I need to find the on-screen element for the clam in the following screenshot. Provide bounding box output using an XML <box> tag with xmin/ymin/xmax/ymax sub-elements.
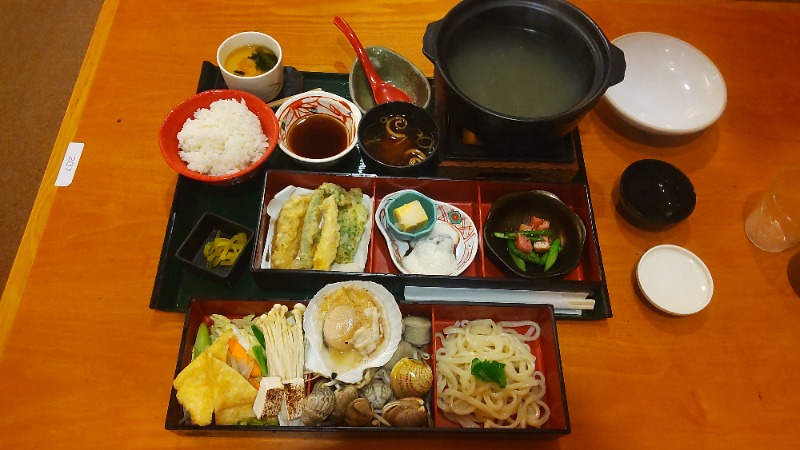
<box><xmin>304</xmin><ymin>281</ymin><xmax>403</xmax><ymax>384</ymax></box>
<box><xmin>301</xmin><ymin>382</ymin><xmax>335</xmax><ymax>426</ymax></box>
<box><xmin>381</xmin><ymin>397</ymin><xmax>428</xmax><ymax>427</ymax></box>
<box><xmin>383</xmin><ymin>340</ymin><xmax>418</xmax><ymax>372</ymax></box>
<box><xmin>344</xmin><ymin>397</ymin><xmax>374</xmax><ymax>426</ymax></box>
<box><xmin>328</xmin><ymin>384</ymin><xmax>359</xmax><ymax>425</ymax></box>
<box><xmin>362</xmin><ymin>378</ymin><xmax>393</xmax><ymax>411</ymax></box>
<box><xmin>390</xmin><ymin>357</ymin><xmax>433</xmax><ymax>399</ymax></box>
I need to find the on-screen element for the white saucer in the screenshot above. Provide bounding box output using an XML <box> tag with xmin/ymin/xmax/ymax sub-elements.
<box><xmin>636</xmin><ymin>245</ymin><xmax>713</xmax><ymax>315</ymax></box>
<box><xmin>375</xmin><ymin>190</ymin><xmax>478</xmax><ymax>276</ymax></box>
<box><xmin>605</xmin><ymin>32</ymin><xmax>727</xmax><ymax>135</ymax></box>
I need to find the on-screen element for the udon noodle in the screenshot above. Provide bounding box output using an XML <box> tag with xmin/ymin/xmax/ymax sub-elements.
<box><xmin>435</xmin><ymin>319</ymin><xmax>550</xmax><ymax>428</ymax></box>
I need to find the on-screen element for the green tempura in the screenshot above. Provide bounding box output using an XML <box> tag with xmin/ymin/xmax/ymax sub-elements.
<box><xmin>335</xmin><ymin>188</ymin><xmax>368</xmax><ymax>264</ymax></box>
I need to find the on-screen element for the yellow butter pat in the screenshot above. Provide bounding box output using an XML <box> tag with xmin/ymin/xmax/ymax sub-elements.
<box><xmin>393</xmin><ymin>200</ymin><xmax>429</xmax><ymax>232</ymax></box>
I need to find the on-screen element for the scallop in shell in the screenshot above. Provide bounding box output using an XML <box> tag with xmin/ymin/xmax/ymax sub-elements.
<box><xmin>304</xmin><ymin>281</ymin><xmax>403</xmax><ymax>384</ymax></box>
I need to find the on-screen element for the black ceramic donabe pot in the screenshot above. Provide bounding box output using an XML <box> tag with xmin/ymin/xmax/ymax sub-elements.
<box><xmin>423</xmin><ymin>0</ymin><xmax>625</xmax><ymax>146</ymax></box>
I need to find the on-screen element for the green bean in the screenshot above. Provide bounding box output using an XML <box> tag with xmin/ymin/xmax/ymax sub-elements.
<box><xmin>543</xmin><ymin>239</ymin><xmax>562</xmax><ymax>271</ymax></box>
<box><xmin>493</xmin><ymin>230</ymin><xmax>552</xmax><ymax>240</ymax></box>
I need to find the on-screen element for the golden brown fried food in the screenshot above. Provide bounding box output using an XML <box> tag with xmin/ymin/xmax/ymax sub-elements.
<box><xmin>293</xmin><ymin>189</ymin><xmax>326</xmax><ymax>269</ymax></box>
<box><xmin>336</xmin><ymin>188</ymin><xmax>368</xmax><ymax>264</ymax></box>
<box><xmin>312</xmin><ymin>195</ymin><xmax>340</xmax><ymax>270</ymax></box>
<box><xmin>172</xmin><ymin>330</ymin><xmax>258</xmax><ymax>426</ymax></box>
<box><xmin>270</xmin><ymin>192</ymin><xmax>311</xmax><ymax>269</ymax></box>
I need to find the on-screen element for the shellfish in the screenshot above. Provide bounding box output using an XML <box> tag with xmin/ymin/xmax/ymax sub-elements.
<box><xmin>328</xmin><ymin>384</ymin><xmax>358</xmax><ymax>425</ymax></box>
<box><xmin>344</xmin><ymin>397</ymin><xmax>374</xmax><ymax>426</ymax></box>
<box><xmin>390</xmin><ymin>357</ymin><xmax>433</xmax><ymax>399</ymax></box>
<box><xmin>304</xmin><ymin>281</ymin><xmax>403</xmax><ymax>384</ymax></box>
<box><xmin>301</xmin><ymin>382</ymin><xmax>335</xmax><ymax>426</ymax></box>
<box><xmin>383</xmin><ymin>340</ymin><xmax>418</xmax><ymax>372</ymax></box>
<box><xmin>382</xmin><ymin>397</ymin><xmax>428</xmax><ymax>427</ymax></box>
<box><xmin>361</xmin><ymin>378</ymin><xmax>393</xmax><ymax>411</ymax></box>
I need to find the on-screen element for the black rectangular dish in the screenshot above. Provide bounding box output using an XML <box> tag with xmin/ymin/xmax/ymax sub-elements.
<box><xmin>165</xmin><ymin>298</ymin><xmax>570</xmax><ymax>436</ymax></box>
<box><xmin>149</xmin><ymin>64</ymin><xmax>611</xmax><ymax>319</ymax></box>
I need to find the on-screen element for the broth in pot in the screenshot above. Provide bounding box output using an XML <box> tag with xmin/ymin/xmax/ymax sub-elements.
<box><xmin>446</xmin><ymin>25</ymin><xmax>591</xmax><ymax>118</ymax></box>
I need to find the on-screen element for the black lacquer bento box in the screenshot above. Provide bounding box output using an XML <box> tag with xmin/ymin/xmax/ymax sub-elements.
<box><xmin>150</xmin><ymin>65</ymin><xmax>611</xmax><ymax>320</ymax></box>
<box><xmin>165</xmin><ymin>298</ymin><xmax>570</xmax><ymax>436</ymax></box>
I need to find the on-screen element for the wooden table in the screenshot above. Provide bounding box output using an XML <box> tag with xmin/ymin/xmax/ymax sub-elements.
<box><xmin>2</xmin><ymin>0</ymin><xmax>799</xmax><ymax>448</ymax></box>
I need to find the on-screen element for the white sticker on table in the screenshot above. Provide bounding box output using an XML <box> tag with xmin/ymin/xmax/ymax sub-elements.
<box><xmin>55</xmin><ymin>142</ymin><xmax>83</xmax><ymax>187</ymax></box>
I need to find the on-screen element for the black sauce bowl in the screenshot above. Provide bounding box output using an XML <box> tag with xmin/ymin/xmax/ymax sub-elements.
<box><xmin>618</xmin><ymin>159</ymin><xmax>696</xmax><ymax>230</ymax></box>
<box><xmin>357</xmin><ymin>101</ymin><xmax>440</xmax><ymax>176</ymax></box>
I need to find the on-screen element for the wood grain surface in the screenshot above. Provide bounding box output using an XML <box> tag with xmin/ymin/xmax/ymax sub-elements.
<box><xmin>1</xmin><ymin>0</ymin><xmax>799</xmax><ymax>448</ymax></box>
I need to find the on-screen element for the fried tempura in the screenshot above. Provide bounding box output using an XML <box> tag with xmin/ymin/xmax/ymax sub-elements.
<box><xmin>271</xmin><ymin>182</ymin><xmax>369</xmax><ymax>271</ymax></box>
<box><xmin>293</xmin><ymin>189</ymin><xmax>326</xmax><ymax>269</ymax></box>
<box><xmin>270</xmin><ymin>193</ymin><xmax>311</xmax><ymax>269</ymax></box>
<box><xmin>336</xmin><ymin>188</ymin><xmax>368</xmax><ymax>264</ymax></box>
<box><xmin>312</xmin><ymin>195</ymin><xmax>340</xmax><ymax>270</ymax></box>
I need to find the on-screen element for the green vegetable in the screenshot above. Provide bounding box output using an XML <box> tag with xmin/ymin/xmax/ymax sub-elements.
<box><xmin>251</xmin><ymin>325</ymin><xmax>266</xmax><ymax>348</ymax></box>
<box><xmin>192</xmin><ymin>323</ymin><xmax>211</xmax><ymax>359</ymax></box>
<box><xmin>507</xmin><ymin>240</ymin><xmax>527</xmax><ymax>271</ymax></box>
<box><xmin>507</xmin><ymin>241</ymin><xmax>545</xmax><ymax>266</ymax></box>
<box><xmin>471</xmin><ymin>358</ymin><xmax>507</xmax><ymax>388</ymax></box>
<box><xmin>250</xmin><ymin>325</ymin><xmax>269</xmax><ymax>376</ymax></box>
<box><xmin>251</xmin><ymin>344</ymin><xmax>269</xmax><ymax>377</ymax></box>
<box><xmin>238</xmin><ymin>416</ymin><xmax>279</xmax><ymax>426</ymax></box>
<box><xmin>543</xmin><ymin>239</ymin><xmax>561</xmax><ymax>272</ymax></box>
<box><xmin>493</xmin><ymin>230</ymin><xmax>551</xmax><ymax>240</ymax></box>
<box><xmin>248</xmin><ymin>47</ymin><xmax>278</xmax><ymax>72</ymax></box>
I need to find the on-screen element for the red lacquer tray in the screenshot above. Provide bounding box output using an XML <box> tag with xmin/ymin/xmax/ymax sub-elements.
<box><xmin>165</xmin><ymin>299</ymin><xmax>570</xmax><ymax>436</ymax></box>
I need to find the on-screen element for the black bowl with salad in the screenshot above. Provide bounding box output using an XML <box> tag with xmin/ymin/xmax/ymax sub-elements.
<box><xmin>483</xmin><ymin>190</ymin><xmax>586</xmax><ymax>279</ymax></box>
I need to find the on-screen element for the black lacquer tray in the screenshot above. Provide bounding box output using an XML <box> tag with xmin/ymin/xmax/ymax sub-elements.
<box><xmin>149</xmin><ymin>63</ymin><xmax>611</xmax><ymax>320</ymax></box>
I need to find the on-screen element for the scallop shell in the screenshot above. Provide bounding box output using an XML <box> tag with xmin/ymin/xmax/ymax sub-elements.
<box><xmin>304</xmin><ymin>281</ymin><xmax>403</xmax><ymax>384</ymax></box>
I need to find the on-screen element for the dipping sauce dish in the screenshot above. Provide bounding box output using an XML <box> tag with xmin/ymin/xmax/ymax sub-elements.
<box><xmin>274</xmin><ymin>90</ymin><xmax>361</xmax><ymax>169</ymax></box>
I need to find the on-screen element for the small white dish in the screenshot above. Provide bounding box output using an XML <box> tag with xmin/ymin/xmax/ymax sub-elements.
<box><xmin>375</xmin><ymin>190</ymin><xmax>478</xmax><ymax>276</ymax></box>
<box><xmin>605</xmin><ymin>32</ymin><xmax>727</xmax><ymax>135</ymax></box>
<box><xmin>637</xmin><ymin>244</ymin><xmax>713</xmax><ymax>316</ymax></box>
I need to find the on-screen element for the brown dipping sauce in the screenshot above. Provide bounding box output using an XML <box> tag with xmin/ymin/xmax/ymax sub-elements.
<box><xmin>286</xmin><ymin>114</ymin><xmax>349</xmax><ymax>159</ymax></box>
<box><xmin>361</xmin><ymin>114</ymin><xmax>436</xmax><ymax>166</ymax></box>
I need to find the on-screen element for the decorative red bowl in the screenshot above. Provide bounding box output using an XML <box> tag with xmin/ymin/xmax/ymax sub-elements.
<box><xmin>158</xmin><ymin>89</ymin><xmax>279</xmax><ymax>186</ymax></box>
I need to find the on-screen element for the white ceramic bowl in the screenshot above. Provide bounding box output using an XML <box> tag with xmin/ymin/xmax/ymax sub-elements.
<box><xmin>637</xmin><ymin>244</ymin><xmax>713</xmax><ymax>316</ymax></box>
<box><xmin>604</xmin><ymin>32</ymin><xmax>727</xmax><ymax>135</ymax></box>
<box><xmin>274</xmin><ymin>90</ymin><xmax>361</xmax><ymax>169</ymax></box>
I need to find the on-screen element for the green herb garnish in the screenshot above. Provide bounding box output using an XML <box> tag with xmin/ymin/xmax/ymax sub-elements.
<box><xmin>248</xmin><ymin>47</ymin><xmax>278</xmax><ymax>72</ymax></box>
<box><xmin>470</xmin><ymin>358</ymin><xmax>507</xmax><ymax>388</ymax></box>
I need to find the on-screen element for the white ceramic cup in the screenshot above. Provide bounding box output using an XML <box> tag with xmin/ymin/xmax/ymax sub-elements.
<box><xmin>217</xmin><ymin>31</ymin><xmax>284</xmax><ymax>102</ymax></box>
<box><xmin>745</xmin><ymin>168</ymin><xmax>800</xmax><ymax>252</ymax></box>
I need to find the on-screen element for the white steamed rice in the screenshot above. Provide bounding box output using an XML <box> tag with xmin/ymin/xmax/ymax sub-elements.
<box><xmin>177</xmin><ymin>98</ymin><xmax>268</xmax><ymax>176</ymax></box>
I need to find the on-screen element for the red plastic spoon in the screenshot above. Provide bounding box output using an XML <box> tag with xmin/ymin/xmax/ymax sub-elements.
<box><xmin>334</xmin><ymin>16</ymin><xmax>412</xmax><ymax>105</ymax></box>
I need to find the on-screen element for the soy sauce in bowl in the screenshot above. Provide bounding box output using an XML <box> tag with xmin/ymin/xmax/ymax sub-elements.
<box><xmin>286</xmin><ymin>114</ymin><xmax>349</xmax><ymax>159</ymax></box>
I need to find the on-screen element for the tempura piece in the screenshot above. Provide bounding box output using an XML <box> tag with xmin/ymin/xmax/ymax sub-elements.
<box><xmin>319</xmin><ymin>182</ymin><xmax>351</xmax><ymax>207</ymax></box>
<box><xmin>336</xmin><ymin>188</ymin><xmax>368</xmax><ymax>264</ymax></box>
<box><xmin>293</xmin><ymin>189</ymin><xmax>326</xmax><ymax>269</ymax></box>
<box><xmin>313</xmin><ymin>195</ymin><xmax>340</xmax><ymax>270</ymax></box>
<box><xmin>270</xmin><ymin>192</ymin><xmax>311</xmax><ymax>269</ymax></box>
